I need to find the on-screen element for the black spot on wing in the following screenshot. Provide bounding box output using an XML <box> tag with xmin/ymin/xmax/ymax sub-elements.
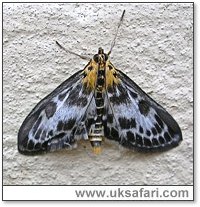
<box><xmin>139</xmin><ymin>126</ymin><xmax>144</xmax><ymax>134</ymax></box>
<box><xmin>130</xmin><ymin>118</ymin><xmax>136</xmax><ymax>128</ymax></box>
<box><xmin>138</xmin><ymin>100</ymin><xmax>150</xmax><ymax>116</ymax></box>
<box><xmin>152</xmin><ymin>138</ymin><xmax>159</xmax><ymax>146</ymax></box>
<box><xmin>65</xmin><ymin>84</ymin><xmax>87</xmax><ymax>106</ymax></box>
<box><xmin>57</xmin><ymin>119</ymin><xmax>76</xmax><ymax>131</ymax></box>
<box><xmin>146</xmin><ymin>130</ymin><xmax>151</xmax><ymax>137</ymax></box>
<box><xmin>159</xmin><ymin>136</ymin><xmax>165</xmax><ymax>144</ymax></box>
<box><xmin>63</xmin><ymin>119</ymin><xmax>76</xmax><ymax>131</ymax></box>
<box><xmin>111</xmin><ymin>128</ymin><xmax>119</xmax><ymax>140</ymax></box>
<box><xmin>66</xmin><ymin>84</ymin><xmax>88</xmax><ymax>107</ymax></box>
<box><xmin>121</xmin><ymin>131</ymin><xmax>137</xmax><ymax>148</ymax></box>
<box><xmin>109</xmin><ymin>93</ymin><xmax>124</xmax><ymax>105</ymax></box>
<box><xmin>57</xmin><ymin>120</ymin><xmax>64</xmax><ymax>131</ymax></box>
<box><xmin>129</xmin><ymin>91</ymin><xmax>138</xmax><ymax>99</ymax></box>
<box><xmin>117</xmin><ymin>83</ymin><xmax>127</xmax><ymax>94</ymax></box>
<box><xmin>151</xmin><ymin>127</ymin><xmax>157</xmax><ymax>136</ymax></box>
<box><xmin>126</xmin><ymin>131</ymin><xmax>135</xmax><ymax>143</ymax></box>
<box><xmin>45</xmin><ymin>101</ymin><xmax>57</xmax><ymax>119</ymax></box>
<box><xmin>109</xmin><ymin>84</ymin><xmax>131</xmax><ymax>106</ymax></box>
<box><xmin>118</xmin><ymin>117</ymin><xmax>136</xmax><ymax>129</ymax></box>
<box><xmin>68</xmin><ymin>91</ymin><xmax>88</xmax><ymax>107</ymax></box>
<box><xmin>118</xmin><ymin>117</ymin><xmax>127</xmax><ymax>129</ymax></box>
<box><xmin>143</xmin><ymin>137</ymin><xmax>152</xmax><ymax>147</ymax></box>
<box><xmin>77</xmin><ymin>97</ymin><xmax>88</xmax><ymax>107</ymax></box>
<box><xmin>164</xmin><ymin>132</ymin><xmax>171</xmax><ymax>142</ymax></box>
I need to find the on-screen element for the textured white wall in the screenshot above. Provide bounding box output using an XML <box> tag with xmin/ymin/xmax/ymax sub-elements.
<box><xmin>3</xmin><ymin>3</ymin><xmax>193</xmax><ymax>185</ymax></box>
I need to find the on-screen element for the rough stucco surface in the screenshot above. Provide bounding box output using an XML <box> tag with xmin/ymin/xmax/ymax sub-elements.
<box><xmin>3</xmin><ymin>3</ymin><xmax>193</xmax><ymax>185</ymax></box>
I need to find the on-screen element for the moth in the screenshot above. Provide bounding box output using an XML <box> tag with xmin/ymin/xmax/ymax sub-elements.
<box><xmin>18</xmin><ymin>10</ymin><xmax>182</xmax><ymax>155</ymax></box>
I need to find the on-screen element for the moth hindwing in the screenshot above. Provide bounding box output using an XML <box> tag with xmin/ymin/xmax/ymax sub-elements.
<box><xmin>18</xmin><ymin>47</ymin><xmax>182</xmax><ymax>155</ymax></box>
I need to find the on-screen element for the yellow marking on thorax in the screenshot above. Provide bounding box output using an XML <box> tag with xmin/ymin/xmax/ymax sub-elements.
<box><xmin>82</xmin><ymin>60</ymin><xmax>120</xmax><ymax>90</ymax></box>
<box><xmin>82</xmin><ymin>60</ymin><xmax>98</xmax><ymax>89</ymax></box>
<box><xmin>106</xmin><ymin>61</ymin><xmax>120</xmax><ymax>88</ymax></box>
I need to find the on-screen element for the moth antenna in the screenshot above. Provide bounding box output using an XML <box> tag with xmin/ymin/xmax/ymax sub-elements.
<box><xmin>108</xmin><ymin>10</ymin><xmax>125</xmax><ymax>56</ymax></box>
<box><xmin>56</xmin><ymin>41</ymin><xmax>90</xmax><ymax>60</ymax></box>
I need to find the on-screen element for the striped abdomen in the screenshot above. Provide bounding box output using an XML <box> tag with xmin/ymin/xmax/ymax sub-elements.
<box><xmin>89</xmin><ymin>67</ymin><xmax>105</xmax><ymax>153</ymax></box>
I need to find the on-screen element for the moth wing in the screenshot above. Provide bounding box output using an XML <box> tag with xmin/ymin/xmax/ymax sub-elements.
<box><xmin>18</xmin><ymin>70</ymin><xmax>96</xmax><ymax>154</ymax></box>
<box><xmin>105</xmin><ymin>69</ymin><xmax>182</xmax><ymax>151</ymax></box>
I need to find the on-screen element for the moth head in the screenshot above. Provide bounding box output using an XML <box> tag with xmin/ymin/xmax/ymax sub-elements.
<box><xmin>93</xmin><ymin>47</ymin><xmax>109</xmax><ymax>63</ymax></box>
